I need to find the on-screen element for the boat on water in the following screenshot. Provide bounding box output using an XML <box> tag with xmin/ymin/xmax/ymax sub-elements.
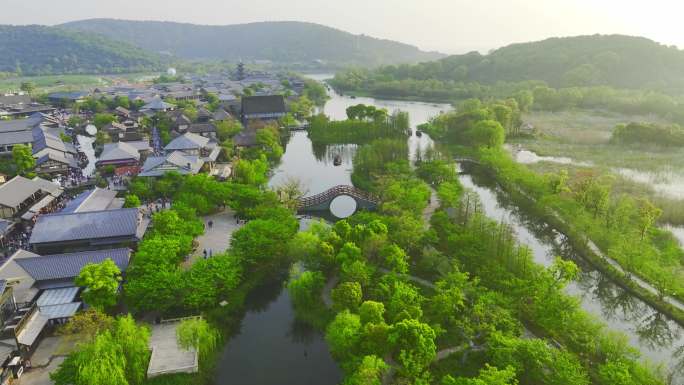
<box><xmin>333</xmin><ymin>155</ymin><xmax>342</xmax><ymax>166</ymax></box>
<box><xmin>350</xmin><ymin>95</ymin><xmax>357</xmax><ymax>99</ymax></box>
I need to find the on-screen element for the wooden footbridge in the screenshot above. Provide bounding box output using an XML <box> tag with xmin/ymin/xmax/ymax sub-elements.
<box><xmin>297</xmin><ymin>185</ymin><xmax>380</xmax><ymax>215</ymax></box>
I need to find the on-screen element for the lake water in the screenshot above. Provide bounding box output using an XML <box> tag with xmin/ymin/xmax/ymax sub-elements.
<box><xmin>222</xmin><ymin>74</ymin><xmax>684</xmax><ymax>383</ymax></box>
<box><xmin>215</xmin><ymin>279</ymin><xmax>342</xmax><ymax>385</ymax></box>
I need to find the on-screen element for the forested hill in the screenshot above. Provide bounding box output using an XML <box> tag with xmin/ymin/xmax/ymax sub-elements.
<box><xmin>334</xmin><ymin>35</ymin><xmax>684</xmax><ymax>91</ymax></box>
<box><xmin>60</xmin><ymin>19</ymin><xmax>444</xmax><ymax>67</ymax></box>
<box><xmin>0</xmin><ymin>25</ymin><xmax>162</xmax><ymax>75</ymax></box>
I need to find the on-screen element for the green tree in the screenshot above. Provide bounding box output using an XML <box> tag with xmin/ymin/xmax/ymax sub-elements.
<box><xmin>388</xmin><ymin>318</ymin><xmax>437</xmax><ymax>379</ymax></box>
<box><xmin>288</xmin><ymin>270</ymin><xmax>325</xmax><ymax>308</ymax></box>
<box><xmin>123</xmin><ymin>194</ymin><xmax>141</xmax><ymax>208</ymax></box>
<box><xmin>182</xmin><ymin>254</ymin><xmax>242</xmax><ymax>309</ymax></box>
<box><xmin>20</xmin><ymin>81</ymin><xmax>36</xmax><ymax>95</ymax></box>
<box><xmin>51</xmin><ymin>315</ymin><xmax>149</xmax><ymax>385</ymax></box>
<box><xmin>230</xmin><ymin>218</ymin><xmax>298</xmax><ymax>270</ymax></box>
<box><xmin>93</xmin><ymin>113</ymin><xmax>116</xmax><ymax>129</ymax></box>
<box><xmin>359</xmin><ymin>301</ymin><xmax>385</xmax><ymax>325</ymax></box>
<box><xmin>75</xmin><ymin>259</ymin><xmax>122</xmax><ymax>310</ymax></box>
<box><xmin>176</xmin><ymin>317</ymin><xmax>219</xmax><ymax>360</ymax></box>
<box><xmin>326</xmin><ymin>310</ymin><xmax>362</xmax><ymax>360</ymax></box>
<box><xmin>442</xmin><ymin>364</ymin><xmax>518</xmax><ymax>385</ymax></box>
<box><xmin>345</xmin><ymin>355</ymin><xmax>389</xmax><ymax>385</ymax></box>
<box><xmin>468</xmin><ymin>120</ymin><xmax>505</xmax><ymax>148</ymax></box>
<box><xmin>11</xmin><ymin>144</ymin><xmax>35</xmax><ymax>175</ymax></box>
<box><xmin>331</xmin><ymin>281</ymin><xmax>363</xmax><ymax>312</ymax></box>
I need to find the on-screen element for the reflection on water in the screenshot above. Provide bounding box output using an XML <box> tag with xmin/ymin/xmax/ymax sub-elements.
<box><xmin>512</xmin><ymin>147</ymin><xmax>592</xmax><ymax>167</ymax></box>
<box><xmin>329</xmin><ymin>195</ymin><xmax>357</xmax><ymax>218</ymax></box>
<box><xmin>665</xmin><ymin>225</ymin><xmax>684</xmax><ymax>247</ymax></box>
<box><xmin>273</xmin><ymin>75</ymin><xmax>684</xmax><ymax>381</ymax></box>
<box><xmin>215</xmin><ymin>278</ymin><xmax>342</xmax><ymax>385</ymax></box>
<box><xmin>615</xmin><ymin>167</ymin><xmax>684</xmax><ymax>200</ymax></box>
<box><xmin>459</xmin><ymin>169</ymin><xmax>684</xmax><ymax>382</ymax></box>
<box><xmin>511</xmin><ymin>147</ymin><xmax>684</xmax><ymax>200</ymax></box>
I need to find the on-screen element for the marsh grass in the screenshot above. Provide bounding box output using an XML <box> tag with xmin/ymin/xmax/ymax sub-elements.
<box><xmin>0</xmin><ymin>73</ymin><xmax>155</xmax><ymax>93</ymax></box>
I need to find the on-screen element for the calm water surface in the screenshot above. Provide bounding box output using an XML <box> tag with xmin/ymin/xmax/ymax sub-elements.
<box><xmin>459</xmin><ymin>169</ymin><xmax>684</xmax><ymax>382</ymax></box>
<box><xmin>223</xmin><ymin>74</ymin><xmax>684</xmax><ymax>383</ymax></box>
<box><xmin>215</xmin><ymin>280</ymin><xmax>342</xmax><ymax>385</ymax></box>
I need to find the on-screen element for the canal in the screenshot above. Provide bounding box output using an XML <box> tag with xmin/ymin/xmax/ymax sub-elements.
<box><xmin>219</xmin><ymin>73</ymin><xmax>684</xmax><ymax>383</ymax></box>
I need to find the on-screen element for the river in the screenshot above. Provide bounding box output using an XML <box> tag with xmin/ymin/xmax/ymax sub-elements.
<box><xmin>459</xmin><ymin>169</ymin><xmax>684</xmax><ymax>380</ymax></box>
<box><xmin>220</xmin><ymin>74</ymin><xmax>684</xmax><ymax>383</ymax></box>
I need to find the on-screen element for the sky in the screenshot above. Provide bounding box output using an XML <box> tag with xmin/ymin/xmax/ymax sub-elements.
<box><xmin>2</xmin><ymin>0</ymin><xmax>682</xmax><ymax>54</ymax></box>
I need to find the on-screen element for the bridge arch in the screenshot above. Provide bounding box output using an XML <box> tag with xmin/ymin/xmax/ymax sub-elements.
<box><xmin>297</xmin><ymin>185</ymin><xmax>379</xmax><ymax>219</ymax></box>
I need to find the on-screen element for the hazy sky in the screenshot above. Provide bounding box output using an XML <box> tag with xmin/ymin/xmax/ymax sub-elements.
<box><xmin>2</xmin><ymin>0</ymin><xmax>682</xmax><ymax>53</ymax></box>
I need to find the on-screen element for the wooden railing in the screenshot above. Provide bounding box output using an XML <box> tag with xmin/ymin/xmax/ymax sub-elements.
<box><xmin>298</xmin><ymin>185</ymin><xmax>379</xmax><ymax>209</ymax></box>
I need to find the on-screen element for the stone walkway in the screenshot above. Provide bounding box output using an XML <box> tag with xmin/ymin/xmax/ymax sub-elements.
<box><xmin>18</xmin><ymin>357</ymin><xmax>64</xmax><ymax>385</ymax></box>
<box><xmin>422</xmin><ymin>187</ymin><xmax>440</xmax><ymax>227</ymax></box>
<box><xmin>183</xmin><ymin>209</ymin><xmax>243</xmax><ymax>268</ymax></box>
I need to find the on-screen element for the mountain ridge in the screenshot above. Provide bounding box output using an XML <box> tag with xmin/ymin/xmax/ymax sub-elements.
<box><xmin>0</xmin><ymin>24</ymin><xmax>162</xmax><ymax>75</ymax></box>
<box><xmin>60</xmin><ymin>18</ymin><xmax>445</xmax><ymax>67</ymax></box>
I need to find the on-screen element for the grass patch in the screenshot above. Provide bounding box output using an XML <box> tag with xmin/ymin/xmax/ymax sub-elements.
<box><xmin>0</xmin><ymin>73</ymin><xmax>157</xmax><ymax>93</ymax></box>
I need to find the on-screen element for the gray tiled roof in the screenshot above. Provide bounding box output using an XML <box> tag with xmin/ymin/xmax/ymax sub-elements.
<box><xmin>97</xmin><ymin>142</ymin><xmax>140</xmax><ymax>164</ymax></box>
<box><xmin>233</xmin><ymin>128</ymin><xmax>257</xmax><ymax>147</ymax></box>
<box><xmin>138</xmin><ymin>152</ymin><xmax>203</xmax><ymax>177</ymax></box>
<box><xmin>0</xmin><ymin>113</ymin><xmax>44</xmax><ymax>133</ymax></box>
<box><xmin>36</xmin><ymin>287</ymin><xmax>79</xmax><ymax>306</ymax></box>
<box><xmin>242</xmin><ymin>95</ymin><xmax>286</xmax><ymax>115</ymax></box>
<box><xmin>34</xmin><ymin>149</ymin><xmax>79</xmax><ymax>168</ymax></box>
<box><xmin>0</xmin><ymin>219</ymin><xmax>13</xmax><ymax>235</ymax></box>
<box><xmin>142</xmin><ymin>96</ymin><xmax>175</xmax><ymax>111</ymax></box>
<box><xmin>61</xmin><ymin>188</ymin><xmax>118</xmax><ymax>213</ymax></box>
<box><xmin>40</xmin><ymin>302</ymin><xmax>81</xmax><ymax>320</ymax></box>
<box><xmin>164</xmin><ymin>132</ymin><xmax>209</xmax><ymax>151</ymax></box>
<box><xmin>0</xmin><ymin>176</ymin><xmax>60</xmax><ymax>208</ymax></box>
<box><xmin>16</xmin><ymin>248</ymin><xmax>131</xmax><ymax>281</ymax></box>
<box><xmin>47</xmin><ymin>91</ymin><xmax>89</xmax><ymax>101</ymax></box>
<box><xmin>29</xmin><ymin>208</ymin><xmax>140</xmax><ymax>244</ymax></box>
<box><xmin>188</xmin><ymin>123</ymin><xmax>216</xmax><ymax>134</ymax></box>
<box><xmin>0</xmin><ymin>130</ymin><xmax>33</xmax><ymax>146</ymax></box>
<box><xmin>212</xmin><ymin>109</ymin><xmax>231</xmax><ymax>121</ymax></box>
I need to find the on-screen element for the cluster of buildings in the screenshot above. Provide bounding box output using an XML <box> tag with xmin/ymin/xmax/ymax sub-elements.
<box><xmin>0</xmin><ymin>93</ymin><xmax>54</xmax><ymax>119</ymax></box>
<box><xmin>0</xmin><ymin>182</ymin><xmax>147</xmax><ymax>380</ymax></box>
<box><xmin>0</xmin><ymin>68</ymin><xmax>307</xmax><ymax>380</ymax></box>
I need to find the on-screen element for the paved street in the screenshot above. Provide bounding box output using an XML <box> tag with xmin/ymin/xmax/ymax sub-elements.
<box><xmin>183</xmin><ymin>209</ymin><xmax>244</xmax><ymax>268</ymax></box>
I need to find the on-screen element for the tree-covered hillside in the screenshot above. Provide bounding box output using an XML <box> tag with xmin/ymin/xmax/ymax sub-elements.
<box><xmin>61</xmin><ymin>19</ymin><xmax>444</xmax><ymax>67</ymax></box>
<box><xmin>332</xmin><ymin>35</ymin><xmax>684</xmax><ymax>93</ymax></box>
<box><xmin>0</xmin><ymin>25</ymin><xmax>162</xmax><ymax>75</ymax></box>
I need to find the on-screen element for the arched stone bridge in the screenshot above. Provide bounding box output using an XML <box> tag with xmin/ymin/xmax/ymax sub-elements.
<box><xmin>297</xmin><ymin>185</ymin><xmax>380</xmax><ymax>216</ymax></box>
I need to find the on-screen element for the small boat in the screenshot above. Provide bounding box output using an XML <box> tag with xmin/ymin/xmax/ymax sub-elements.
<box><xmin>350</xmin><ymin>95</ymin><xmax>357</xmax><ymax>99</ymax></box>
<box><xmin>333</xmin><ymin>155</ymin><xmax>342</xmax><ymax>166</ymax></box>
<box><xmin>415</xmin><ymin>130</ymin><xmax>423</xmax><ymax>137</ymax></box>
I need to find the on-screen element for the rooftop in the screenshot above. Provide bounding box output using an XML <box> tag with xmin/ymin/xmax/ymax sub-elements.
<box><xmin>241</xmin><ymin>95</ymin><xmax>287</xmax><ymax>115</ymax></box>
<box><xmin>0</xmin><ymin>176</ymin><xmax>61</xmax><ymax>209</ymax></box>
<box><xmin>165</xmin><ymin>132</ymin><xmax>209</xmax><ymax>151</ymax></box>
<box><xmin>29</xmin><ymin>208</ymin><xmax>141</xmax><ymax>245</ymax></box>
<box><xmin>15</xmin><ymin>248</ymin><xmax>131</xmax><ymax>282</ymax></box>
<box><xmin>97</xmin><ymin>142</ymin><xmax>141</xmax><ymax>164</ymax></box>
<box><xmin>61</xmin><ymin>188</ymin><xmax>119</xmax><ymax>213</ymax></box>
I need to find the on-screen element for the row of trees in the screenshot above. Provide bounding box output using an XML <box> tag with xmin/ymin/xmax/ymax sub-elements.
<box><xmin>308</xmin><ymin>106</ymin><xmax>409</xmax><ymax>149</ymax></box>
<box><xmin>611</xmin><ymin>121</ymin><xmax>684</xmax><ymax>147</ymax></box>
<box><xmin>331</xmin><ymin>68</ymin><xmax>684</xmax><ymax>125</ymax></box>
<box><xmin>417</xmin><ymin>155</ymin><xmax>667</xmax><ymax>384</ymax></box>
